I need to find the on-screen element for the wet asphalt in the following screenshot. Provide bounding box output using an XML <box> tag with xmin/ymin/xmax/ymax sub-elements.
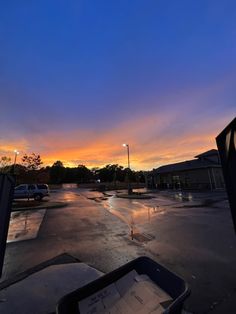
<box><xmin>2</xmin><ymin>187</ymin><xmax>236</xmax><ymax>313</ymax></box>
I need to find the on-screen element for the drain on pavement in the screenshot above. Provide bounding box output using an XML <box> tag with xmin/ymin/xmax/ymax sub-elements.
<box><xmin>132</xmin><ymin>232</ymin><xmax>155</xmax><ymax>242</ymax></box>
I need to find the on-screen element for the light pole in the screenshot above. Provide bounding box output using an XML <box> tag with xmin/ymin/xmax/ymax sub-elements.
<box><xmin>13</xmin><ymin>150</ymin><xmax>19</xmax><ymax>174</ymax></box>
<box><xmin>122</xmin><ymin>144</ymin><xmax>132</xmax><ymax>194</ymax></box>
<box><xmin>122</xmin><ymin>143</ymin><xmax>130</xmax><ymax>169</ymax></box>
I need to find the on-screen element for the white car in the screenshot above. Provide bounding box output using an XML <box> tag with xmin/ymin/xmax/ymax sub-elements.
<box><xmin>14</xmin><ymin>184</ymin><xmax>50</xmax><ymax>201</ymax></box>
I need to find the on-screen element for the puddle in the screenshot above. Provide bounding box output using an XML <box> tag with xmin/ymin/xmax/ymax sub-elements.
<box><xmin>105</xmin><ymin>198</ymin><xmax>166</xmax><ymax>224</ymax></box>
<box><xmin>7</xmin><ymin>209</ymin><xmax>46</xmax><ymax>243</ymax></box>
<box><xmin>103</xmin><ymin>197</ymin><xmax>164</xmax><ymax>242</ymax></box>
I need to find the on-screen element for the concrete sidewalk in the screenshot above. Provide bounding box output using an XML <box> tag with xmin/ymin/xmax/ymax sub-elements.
<box><xmin>1</xmin><ymin>253</ymin><xmax>235</xmax><ymax>314</ymax></box>
<box><xmin>0</xmin><ymin>254</ymin><xmax>102</xmax><ymax>314</ymax></box>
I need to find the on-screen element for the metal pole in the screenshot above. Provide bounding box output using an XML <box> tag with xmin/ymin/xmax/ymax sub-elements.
<box><xmin>123</xmin><ymin>143</ymin><xmax>132</xmax><ymax>194</ymax></box>
<box><xmin>12</xmin><ymin>152</ymin><xmax>17</xmax><ymax>174</ymax></box>
<box><xmin>127</xmin><ymin>145</ymin><xmax>132</xmax><ymax>194</ymax></box>
<box><xmin>14</xmin><ymin>153</ymin><xmax>17</xmax><ymax>167</ymax></box>
<box><xmin>127</xmin><ymin>145</ymin><xmax>130</xmax><ymax>169</ymax></box>
<box><xmin>13</xmin><ymin>150</ymin><xmax>19</xmax><ymax>177</ymax></box>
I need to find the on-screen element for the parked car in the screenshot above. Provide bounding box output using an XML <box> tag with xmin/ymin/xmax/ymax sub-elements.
<box><xmin>14</xmin><ymin>184</ymin><xmax>50</xmax><ymax>201</ymax></box>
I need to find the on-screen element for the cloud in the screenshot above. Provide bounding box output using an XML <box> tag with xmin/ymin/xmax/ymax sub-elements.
<box><xmin>1</xmin><ymin>74</ymin><xmax>235</xmax><ymax>170</ymax></box>
<box><xmin>0</xmin><ymin>138</ymin><xmax>29</xmax><ymax>156</ymax></box>
<box><xmin>5</xmin><ymin>106</ymin><xmax>231</xmax><ymax>170</ymax></box>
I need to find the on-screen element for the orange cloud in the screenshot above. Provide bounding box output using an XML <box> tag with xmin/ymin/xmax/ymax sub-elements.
<box><xmin>10</xmin><ymin>110</ymin><xmax>232</xmax><ymax>170</ymax></box>
<box><xmin>0</xmin><ymin>139</ymin><xmax>29</xmax><ymax>156</ymax></box>
<box><xmin>2</xmin><ymin>78</ymin><xmax>234</xmax><ymax>171</ymax></box>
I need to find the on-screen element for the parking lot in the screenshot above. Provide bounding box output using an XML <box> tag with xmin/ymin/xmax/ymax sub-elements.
<box><xmin>2</xmin><ymin>186</ymin><xmax>236</xmax><ymax>313</ymax></box>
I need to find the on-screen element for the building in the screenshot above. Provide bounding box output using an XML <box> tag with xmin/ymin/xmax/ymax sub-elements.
<box><xmin>152</xmin><ymin>149</ymin><xmax>225</xmax><ymax>190</ymax></box>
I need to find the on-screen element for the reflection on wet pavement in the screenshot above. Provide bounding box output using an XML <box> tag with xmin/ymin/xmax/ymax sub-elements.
<box><xmin>50</xmin><ymin>190</ymin><xmax>80</xmax><ymax>203</ymax></box>
<box><xmin>7</xmin><ymin>210</ymin><xmax>46</xmax><ymax>243</ymax></box>
<box><xmin>102</xmin><ymin>196</ymin><xmax>169</xmax><ymax>242</ymax></box>
<box><xmin>174</xmin><ymin>192</ymin><xmax>193</xmax><ymax>201</ymax></box>
<box><xmin>60</xmin><ymin>191</ymin><xmax>80</xmax><ymax>202</ymax></box>
<box><xmin>38</xmin><ymin>188</ymin><xmax>208</xmax><ymax>244</ymax></box>
<box><xmin>106</xmin><ymin>197</ymin><xmax>167</xmax><ymax>224</ymax></box>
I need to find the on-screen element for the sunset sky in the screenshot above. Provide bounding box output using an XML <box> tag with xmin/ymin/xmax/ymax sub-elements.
<box><xmin>0</xmin><ymin>1</ymin><xmax>235</xmax><ymax>170</ymax></box>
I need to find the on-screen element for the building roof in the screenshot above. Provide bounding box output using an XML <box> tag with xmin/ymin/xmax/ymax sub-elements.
<box><xmin>154</xmin><ymin>149</ymin><xmax>221</xmax><ymax>174</ymax></box>
<box><xmin>194</xmin><ymin>149</ymin><xmax>218</xmax><ymax>158</ymax></box>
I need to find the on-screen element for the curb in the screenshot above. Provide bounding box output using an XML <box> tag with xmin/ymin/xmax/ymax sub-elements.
<box><xmin>11</xmin><ymin>202</ymin><xmax>67</xmax><ymax>212</ymax></box>
<box><xmin>116</xmin><ymin>194</ymin><xmax>153</xmax><ymax>199</ymax></box>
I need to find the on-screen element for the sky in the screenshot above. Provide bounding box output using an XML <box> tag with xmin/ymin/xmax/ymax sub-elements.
<box><xmin>0</xmin><ymin>0</ymin><xmax>235</xmax><ymax>170</ymax></box>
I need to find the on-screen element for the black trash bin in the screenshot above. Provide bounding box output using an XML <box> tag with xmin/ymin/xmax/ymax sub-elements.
<box><xmin>57</xmin><ymin>256</ymin><xmax>190</xmax><ymax>314</ymax></box>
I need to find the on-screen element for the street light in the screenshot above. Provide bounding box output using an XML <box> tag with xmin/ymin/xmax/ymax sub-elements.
<box><xmin>13</xmin><ymin>150</ymin><xmax>19</xmax><ymax>174</ymax></box>
<box><xmin>122</xmin><ymin>143</ymin><xmax>132</xmax><ymax>194</ymax></box>
<box><xmin>122</xmin><ymin>143</ymin><xmax>130</xmax><ymax>169</ymax></box>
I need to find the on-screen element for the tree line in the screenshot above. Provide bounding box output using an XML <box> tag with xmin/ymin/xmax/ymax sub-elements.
<box><xmin>0</xmin><ymin>153</ymin><xmax>145</xmax><ymax>185</ymax></box>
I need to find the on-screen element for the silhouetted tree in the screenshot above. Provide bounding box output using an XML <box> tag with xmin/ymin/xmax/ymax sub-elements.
<box><xmin>136</xmin><ymin>171</ymin><xmax>145</xmax><ymax>183</ymax></box>
<box><xmin>123</xmin><ymin>167</ymin><xmax>136</xmax><ymax>182</ymax></box>
<box><xmin>53</xmin><ymin>160</ymin><xmax>64</xmax><ymax>167</ymax></box>
<box><xmin>0</xmin><ymin>156</ymin><xmax>11</xmax><ymax>167</ymax></box>
<box><xmin>76</xmin><ymin>165</ymin><xmax>93</xmax><ymax>183</ymax></box>
<box><xmin>50</xmin><ymin>160</ymin><xmax>65</xmax><ymax>183</ymax></box>
<box><xmin>97</xmin><ymin>164</ymin><xmax>125</xmax><ymax>182</ymax></box>
<box><xmin>0</xmin><ymin>156</ymin><xmax>12</xmax><ymax>173</ymax></box>
<box><xmin>22</xmin><ymin>153</ymin><xmax>43</xmax><ymax>170</ymax></box>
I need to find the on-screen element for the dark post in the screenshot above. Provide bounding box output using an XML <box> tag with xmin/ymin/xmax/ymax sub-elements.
<box><xmin>127</xmin><ymin>144</ymin><xmax>130</xmax><ymax>169</ymax></box>
<box><xmin>12</xmin><ymin>150</ymin><xmax>19</xmax><ymax>176</ymax></box>
<box><xmin>0</xmin><ymin>174</ymin><xmax>15</xmax><ymax>277</ymax></box>
<box><xmin>126</xmin><ymin>145</ymin><xmax>132</xmax><ymax>195</ymax></box>
<box><xmin>216</xmin><ymin>117</ymin><xmax>236</xmax><ymax>233</ymax></box>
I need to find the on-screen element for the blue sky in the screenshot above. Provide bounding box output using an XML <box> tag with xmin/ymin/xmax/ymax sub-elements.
<box><xmin>0</xmin><ymin>1</ymin><xmax>235</xmax><ymax>169</ymax></box>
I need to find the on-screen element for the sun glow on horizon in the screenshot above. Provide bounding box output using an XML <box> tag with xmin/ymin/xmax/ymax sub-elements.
<box><xmin>0</xmin><ymin>108</ymin><xmax>234</xmax><ymax>171</ymax></box>
<box><xmin>0</xmin><ymin>134</ymin><xmax>218</xmax><ymax>171</ymax></box>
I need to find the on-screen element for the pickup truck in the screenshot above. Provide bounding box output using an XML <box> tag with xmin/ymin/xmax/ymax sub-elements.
<box><xmin>14</xmin><ymin>184</ymin><xmax>50</xmax><ymax>201</ymax></box>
